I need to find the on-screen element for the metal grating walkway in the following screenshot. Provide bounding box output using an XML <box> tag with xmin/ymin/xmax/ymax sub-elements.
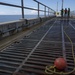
<box><xmin>0</xmin><ymin>18</ymin><xmax>75</xmax><ymax>75</ymax></box>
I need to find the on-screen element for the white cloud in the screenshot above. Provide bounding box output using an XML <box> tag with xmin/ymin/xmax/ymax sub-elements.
<box><xmin>0</xmin><ymin>11</ymin><xmax>6</xmax><ymax>15</ymax></box>
<box><xmin>31</xmin><ymin>10</ymin><xmax>37</xmax><ymax>14</ymax></box>
<box><xmin>0</xmin><ymin>11</ymin><xmax>21</xmax><ymax>15</ymax></box>
<box><xmin>0</xmin><ymin>8</ymin><xmax>38</xmax><ymax>15</ymax></box>
<box><xmin>11</xmin><ymin>11</ymin><xmax>21</xmax><ymax>15</ymax></box>
<box><xmin>0</xmin><ymin>10</ymin><xmax>37</xmax><ymax>15</ymax></box>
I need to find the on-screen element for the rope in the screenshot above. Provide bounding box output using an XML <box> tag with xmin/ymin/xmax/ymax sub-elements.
<box><xmin>45</xmin><ymin>22</ymin><xmax>75</xmax><ymax>75</ymax></box>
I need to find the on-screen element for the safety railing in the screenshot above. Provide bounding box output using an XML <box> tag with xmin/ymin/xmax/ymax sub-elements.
<box><xmin>0</xmin><ymin>0</ymin><xmax>56</xmax><ymax>39</ymax></box>
<box><xmin>0</xmin><ymin>0</ymin><xmax>55</xmax><ymax>19</ymax></box>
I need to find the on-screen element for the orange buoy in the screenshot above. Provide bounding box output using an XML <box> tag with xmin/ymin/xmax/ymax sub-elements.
<box><xmin>54</xmin><ymin>58</ymin><xmax>67</xmax><ymax>70</ymax></box>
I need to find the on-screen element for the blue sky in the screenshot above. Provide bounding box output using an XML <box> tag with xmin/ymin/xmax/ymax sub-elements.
<box><xmin>0</xmin><ymin>0</ymin><xmax>75</xmax><ymax>15</ymax></box>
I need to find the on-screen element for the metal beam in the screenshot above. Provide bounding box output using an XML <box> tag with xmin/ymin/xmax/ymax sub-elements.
<box><xmin>21</xmin><ymin>0</ymin><xmax>24</xmax><ymax>19</ymax></box>
<box><xmin>33</xmin><ymin>0</ymin><xmax>55</xmax><ymax>12</ymax></box>
<box><xmin>38</xmin><ymin>3</ymin><xmax>40</xmax><ymax>17</ymax></box>
<box><xmin>44</xmin><ymin>6</ymin><xmax>46</xmax><ymax>17</ymax></box>
<box><xmin>48</xmin><ymin>8</ymin><xmax>49</xmax><ymax>16</ymax></box>
<box><xmin>0</xmin><ymin>2</ymin><xmax>21</xmax><ymax>8</ymax></box>
<box><xmin>33</xmin><ymin>0</ymin><xmax>46</xmax><ymax>7</ymax></box>
<box><xmin>0</xmin><ymin>2</ymin><xmax>45</xmax><ymax>12</ymax></box>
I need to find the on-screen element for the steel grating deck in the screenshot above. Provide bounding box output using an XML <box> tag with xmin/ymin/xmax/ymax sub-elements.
<box><xmin>0</xmin><ymin>18</ymin><xmax>75</xmax><ymax>75</ymax></box>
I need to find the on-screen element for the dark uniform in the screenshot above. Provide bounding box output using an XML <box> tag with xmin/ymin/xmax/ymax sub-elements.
<box><xmin>65</xmin><ymin>8</ymin><xmax>67</xmax><ymax>17</ymax></box>
<box><xmin>67</xmin><ymin>8</ymin><xmax>70</xmax><ymax>22</ymax></box>
<box><xmin>61</xmin><ymin>9</ymin><xmax>63</xmax><ymax>17</ymax></box>
<box><xmin>68</xmin><ymin>8</ymin><xmax>70</xmax><ymax>18</ymax></box>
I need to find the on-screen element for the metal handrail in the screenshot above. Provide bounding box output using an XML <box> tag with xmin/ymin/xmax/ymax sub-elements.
<box><xmin>0</xmin><ymin>0</ymin><xmax>55</xmax><ymax>19</ymax></box>
<box><xmin>33</xmin><ymin>0</ymin><xmax>55</xmax><ymax>12</ymax></box>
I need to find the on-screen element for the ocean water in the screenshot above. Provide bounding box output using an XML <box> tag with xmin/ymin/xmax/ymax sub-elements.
<box><xmin>0</xmin><ymin>15</ymin><xmax>44</xmax><ymax>23</ymax></box>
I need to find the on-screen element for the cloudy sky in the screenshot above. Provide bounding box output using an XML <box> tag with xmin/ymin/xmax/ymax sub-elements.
<box><xmin>0</xmin><ymin>0</ymin><xmax>75</xmax><ymax>15</ymax></box>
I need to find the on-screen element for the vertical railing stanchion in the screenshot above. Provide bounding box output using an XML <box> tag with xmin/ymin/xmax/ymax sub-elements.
<box><xmin>48</xmin><ymin>8</ymin><xmax>49</xmax><ymax>16</ymax></box>
<box><xmin>21</xmin><ymin>0</ymin><xmax>24</xmax><ymax>19</ymax></box>
<box><xmin>49</xmin><ymin>9</ymin><xmax>50</xmax><ymax>16</ymax></box>
<box><xmin>38</xmin><ymin>2</ymin><xmax>40</xmax><ymax>18</ymax></box>
<box><xmin>44</xmin><ymin>6</ymin><xmax>46</xmax><ymax>17</ymax></box>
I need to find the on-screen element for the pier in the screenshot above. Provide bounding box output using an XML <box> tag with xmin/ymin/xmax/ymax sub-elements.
<box><xmin>0</xmin><ymin>0</ymin><xmax>75</xmax><ymax>75</ymax></box>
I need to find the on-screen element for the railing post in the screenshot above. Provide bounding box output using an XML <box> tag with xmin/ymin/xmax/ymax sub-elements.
<box><xmin>21</xmin><ymin>0</ymin><xmax>24</xmax><ymax>19</ymax></box>
<box><xmin>49</xmin><ymin>9</ymin><xmax>51</xmax><ymax>16</ymax></box>
<box><xmin>48</xmin><ymin>8</ymin><xmax>49</xmax><ymax>16</ymax></box>
<box><xmin>38</xmin><ymin>2</ymin><xmax>40</xmax><ymax>17</ymax></box>
<box><xmin>44</xmin><ymin>6</ymin><xmax>46</xmax><ymax>17</ymax></box>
